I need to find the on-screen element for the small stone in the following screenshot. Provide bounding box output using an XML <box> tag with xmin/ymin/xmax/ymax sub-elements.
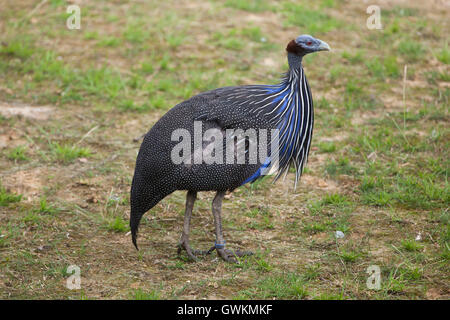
<box><xmin>335</xmin><ymin>231</ymin><xmax>345</xmax><ymax>239</ymax></box>
<box><xmin>368</xmin><ymin>151</ymin><xmax>377</xmax><ymax>162</ymax></box>
<box><xmin>35</xmin><ymin>245</ymin><xmax>51</xmax><ymax>252</ymax></box>
<box><xmin>109</xmin><ymin>194</ymin><xmax>120</xmax><ymax>202</ymax></box>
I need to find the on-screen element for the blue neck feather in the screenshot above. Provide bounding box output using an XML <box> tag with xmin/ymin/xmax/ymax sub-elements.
<box><xmin>242</xmin><ymin>55</ymin><xmax>314</xmax><ymax>188</ymax></box>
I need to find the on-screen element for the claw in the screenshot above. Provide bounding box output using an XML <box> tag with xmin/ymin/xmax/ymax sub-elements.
<box><xmin>177</xmin><ymin>239</ymin><xmax>198</xmax><ymax>261</ymax></box>
<box><xmin>178</xmin><ymin>241</ymin><xmax>252</xmax><ymax>263</ymax></box>
<box><xmin>216</xmin><ymin>248</ymin><xmax>253</xmax><ymax>263</ymax></box>
<box><xmin>177</xmin><ymin>241</ymin><xmax>217</xmax><ymax>260</ymax></box>
<box><xmin>194</xmin><ymin>245</ymin><xmax>216</xmax><ymax>256</ymax></box>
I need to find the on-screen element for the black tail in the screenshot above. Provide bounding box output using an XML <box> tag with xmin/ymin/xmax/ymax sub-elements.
<box><xmin>130</xmin><ymin>210</ymin><xmax>142</xmax><ymax>250</ymax></box>
<box><xmin>130</xmin><ymin>171</ymin><xmax>152</xmax><ymax>251</ymax></box>
<box><xmin>130</xmin><ymin>186</ymin><xmax>167</xmax><ymax>251</ymax></box>
<box><xmin>130</xmin><ymin>150</ymin><xmax>176</xmax><ymax>251</ymax></box>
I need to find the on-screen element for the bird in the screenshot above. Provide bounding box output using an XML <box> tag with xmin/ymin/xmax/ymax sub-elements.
<box><xmin>130</xmin><ymin>34</ymin><xmax>330</xmax><ymax>262</ymax></box>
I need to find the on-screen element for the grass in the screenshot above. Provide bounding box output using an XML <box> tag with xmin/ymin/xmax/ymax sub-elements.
<box><xmin>6</xmin><ymin>146</ymin><xmax>29</xmax><ymax>162</ymax></box>
<box><xmin>435</xmin><ymin>44</ymin><xmax>449</xmax><ymax>64</ymax></box>
<box><xmin>398</xmin><ymin>40</ymin><xmax>425</xmax><ymax>62</ymax></box>
<box><xmin>50</xmin><ymin>143</ymin><xmax>91</xmax><ymax>163</ymax></box>
<box><xmin>366</xmin><ymin>56</ymin><xmax>400</xmax><ymax>79</ymax></box>
<box><xmin>338</xmin><ymin>249</ymin><xmax>361</xmax><ymax>263</ymax></box>
<box><xmin>37</xmin><ymin>197</ymin><xmax>60</xmax><ymax>215</ymax></box>
<box><xmin>401</xmin><ymin>240</ymin><xmax>424</xmax><ymax>252</ymax></box>
<box><xmin>224</xmin><ymin>0</ymin><xmax>273</xmax><ymax>13</ymax></box>
<box><xmin>317</xmin><ymin>141</ymin><xmax>337</xmax><ymax>153</ymax></box>
<box><xmin>0</xmin><ymin>184</ymin><xmax>22</xmax><ymax>206</ymax></box>
<box><xmin>237</xmin><ymin>273</ymin><xmax>308</xmax><ymax>299</ymax></box>
<box><xmin>130</xmin><ymin>288</ymin><xmax>161</xmax><ymax>300</ymax></box>
<box><xmin>282</xmin><ymin>2</ymin><xmax>343</xmax><ymax>34</ymax></box>
<box><xmin>106</xmin><ymin>216</ymin><xmax>129</xmax><ymax>233</ymax></box>
<box><xmin>0</xmin><ymin>0</ymin><xmax>448</xmax><ymax>300</ymax></box>
<box><xmin>325</xmin><ymin>157</ymin><xmax>358</xmax><ymax>176</ymax></box>
<box><xmin>359</xmin><ymin>174</ymin><xmax>448</xmax><ymax>209</ymax></box>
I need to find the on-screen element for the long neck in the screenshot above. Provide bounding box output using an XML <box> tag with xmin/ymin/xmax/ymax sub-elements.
<box><xmin>235</xmin><ymin>56</ymin><xmax>314</xmax><ymax>188</ymax></box>
<box><xmin>269</xmin><ymin>54</ymin><xmax>314</xmax><ymax>187</ymax></box>
<box><xmin>287</xmin><ymin>52</ymin><xmax>303</xmax><ymax>70</ymax></box>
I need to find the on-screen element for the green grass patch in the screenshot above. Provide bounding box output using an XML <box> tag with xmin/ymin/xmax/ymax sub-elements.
<box><xmin>130</xmin><ymin>288</ymin><xmax>161</xmax><ymax>300</ymax></box>
<box><xmin>238</xmin><ymin>273</ymin><xmax>308</xmax><ymax>299</ymax></box>
<box><xmin>435</xmin><ymin>44</ymin><xmax>449</xmax><ymax>64</ymax></box>
<box><xmin>325</xmin><ymin>157</ymin><xmax>358</xmax><ymax>176</ymax></box>
<box><xmin>36</xmin><ymin>197</ymin><xmax>60</xmax><ymax>215</ymax></box>
<box><xmin>6</xmin><ymin>145</ymin><xmax>29</xmax><ymax>162</ymax></box>
<box><xmin>97</xmin><ymin>36</ymin><xmax>121</xmax><ymax>47</ymax></box>
<box><xmin>337</xmin><ymin>249</ymin><xmax>361</xmax><ymax>263</ymax></box>
<box><xmin>0</xmin><ymin>184</ymin><xmax>22</xmax><ymax>206</ymax></box>
<box><xmin>398</xmin><ymin>40</ymin><xmax>425</xmax><ymax>62</ymax></box>
<box><xmin>317</xmin><ymin>141</ymin><xmax>337</xmax><ymax>153</ymax></box>
<box><xmin>50</xmin><ymin>143</ymin><xmax>91</xmax><ymax>163</ymax></box>
<box><xmin>303</xmin><ymin>222</ymin><xmax>328</xmax><ymax>234</ymax></box>
<box><xmin>282</xmin><ymin>3</ymin><xmax>343</xmax><ymax>33</ymax></box>
<box><xmin>360</xmin><ymin>173</ymin><xmax>448</xmax><ymax>209</ymax></box>
<box><xmin>224</xmin><ymin>0</ymin><xmax>273</xmax><ymax>12</ymax></box>
<box><xmin>0</xmin><ymin>37</ymin><xmax>34</xmax><ymax>60</ymax></box>
<box><xmin>365</xmin><ymin>56</ymin><xmax>400</xmax><ymax>79</ymax></box>
<box><xmin>106</xmin><ymin>216</ymin><xmax>129</xmax><ymax>233</ymax></box>
<box><xmin>401</xmin><ymin>239</ymin><xmax>424</xmax><ymax>252</ymax></box>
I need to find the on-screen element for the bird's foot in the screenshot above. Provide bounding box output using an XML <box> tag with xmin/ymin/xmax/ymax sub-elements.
<box><xmin>177</xmin><ymin>238</ymin><xmax>214</xmax><ymax>261</ymax></box>
<box><xmin>216</xmin><ymin>248</ymin><xmax>253</xmax><ymax>263</ymax></box>
<box><xmin>177</xmin><ymin>237</ymin><xmax>199</xmax><ymax>261</ymax></box>
<box><xmin>177</xmin><ymin>237</ymin><xmax>253</xmax><ymax>263</ymax></box>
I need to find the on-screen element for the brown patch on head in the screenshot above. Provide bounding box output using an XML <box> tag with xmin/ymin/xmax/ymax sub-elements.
<box><xmin>286</xmin><ymin>39</ymin><xmax>299</xmax><ymax>54</ymax></box>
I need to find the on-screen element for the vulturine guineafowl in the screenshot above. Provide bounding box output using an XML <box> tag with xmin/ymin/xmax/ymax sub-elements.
<box><xmin>130</xmin><ymin>35</ymin><xmax>330</xmax><ymax>262</ymax></box>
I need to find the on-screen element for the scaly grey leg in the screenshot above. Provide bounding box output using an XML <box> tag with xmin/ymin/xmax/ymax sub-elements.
<box><xmin>177</xmin><ymin>190</ymin><xmax>198</xmax><ymax>261</ymax></box>
<box><xmin>212</xmin><ymin>191</ymin><xmax>253</xmax><ymax>263</ymax></box>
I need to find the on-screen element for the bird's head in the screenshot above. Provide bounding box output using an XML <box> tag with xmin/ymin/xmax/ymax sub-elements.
<box><xmin>286</xmin><ymin>34</ymin><xmax>331</xmax><ymax>57</ymax></box>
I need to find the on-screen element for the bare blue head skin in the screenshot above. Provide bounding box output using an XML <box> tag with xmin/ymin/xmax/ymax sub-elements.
<box><xmin>286</xmin><ymin>34</ymin><xmax>330</xmax><ymax>68</ymax></box>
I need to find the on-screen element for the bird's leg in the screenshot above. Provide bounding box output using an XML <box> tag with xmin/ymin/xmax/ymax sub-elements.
<box><xmin>177</xmin><ymin>190</ymin><xmax>214</xmax><ymax>260</ymax></box>
<box><xmin>177</xmin><ymin>190</ymin><xmax>199</xmax><ymax>261</ymax></box>
<box><xmin>212</xmin><ymin>191</ymin><xmax>253</xmax><ymax>263</ymax></box>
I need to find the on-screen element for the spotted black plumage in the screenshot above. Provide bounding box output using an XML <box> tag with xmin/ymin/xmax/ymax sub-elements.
<box><xmin>130</xmin><ymin>35</ymin><xmax>330</xmax><ymax>262</ymax></box>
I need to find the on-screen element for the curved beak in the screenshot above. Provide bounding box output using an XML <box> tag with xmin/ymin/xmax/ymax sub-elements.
<box><xmin>317</xmin><ymin>40</ymin><xmax>331</xmax><ymax>52</ymax></box>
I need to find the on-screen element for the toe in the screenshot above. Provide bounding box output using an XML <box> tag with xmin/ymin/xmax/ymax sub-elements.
<box><xmin>177</xmin><ymin>241</ymin><xmax>198</xmax><ymax>261</ymax></box>
<box><xmin>225</xmin><ymin>249</ymin><xmax>253</xmax><ymax>258</ymax></box>
<box><xmin>217</xmin><ymin>249</ymin><xmax>238</xmax><ymax>263</ymax></box>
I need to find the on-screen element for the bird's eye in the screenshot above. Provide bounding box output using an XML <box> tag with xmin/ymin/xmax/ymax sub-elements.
<box><xmin>306</xmin><ymin>41</ymin><xmax>312</xmax><ymax>46</ymax></box>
